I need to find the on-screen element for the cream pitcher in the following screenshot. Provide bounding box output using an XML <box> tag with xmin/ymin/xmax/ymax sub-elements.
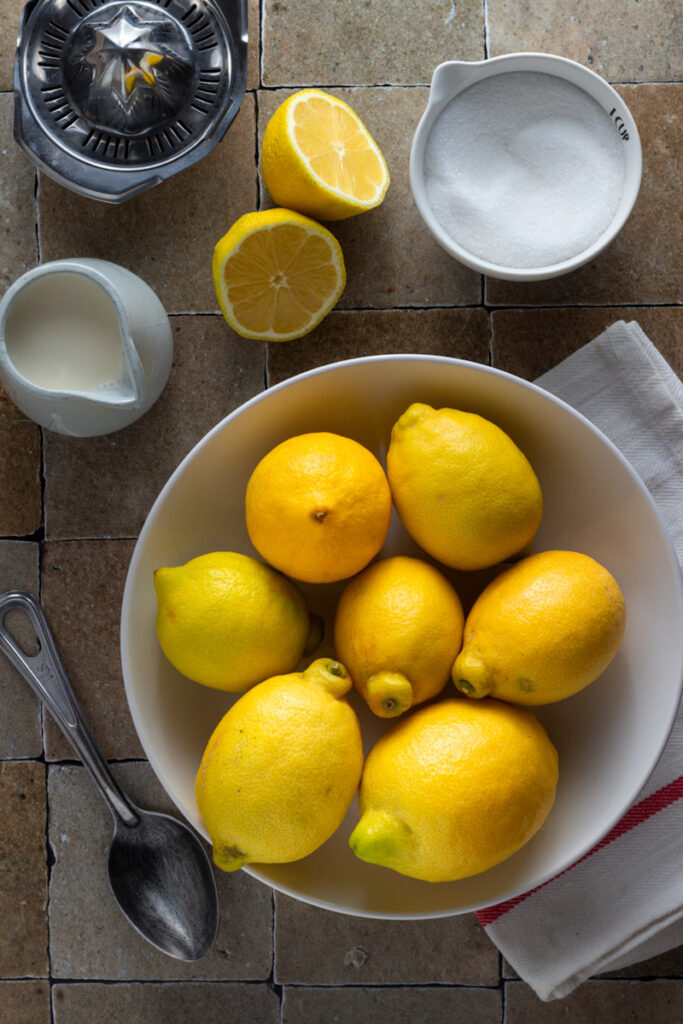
<box><xmin>0</xmin><ymin>258</ymin><xmax>173</xmax><ymax>436</ymax></box>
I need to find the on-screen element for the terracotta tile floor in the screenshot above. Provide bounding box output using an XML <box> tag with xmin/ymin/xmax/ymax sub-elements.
<box><xmin>0</xmin><ymin>0</ymin><xmax>681</xmax><ymax>1021</ymax></box>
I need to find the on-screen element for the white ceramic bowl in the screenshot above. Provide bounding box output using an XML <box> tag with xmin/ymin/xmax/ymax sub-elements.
<box><xmin>410</xmin><ymin>53</ymin><xmax>643</xmax><ymax>281</ymax></box>
<box><xmin>121</xmin><ymin>355</ymin><xmax>682</xmax><ymax>919</ymax></box>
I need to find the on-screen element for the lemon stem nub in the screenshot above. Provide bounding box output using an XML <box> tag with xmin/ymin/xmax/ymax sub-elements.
<box><xmin>365</xmin><ymin>672</ymin><xmax>413</xmax><ymax>718</ymax></box>
<box><xmin>349</xmin><ymin>808</ymin><xmax>411</xmax><ymax>867</ymax></box>
<box><xmin>451</xmin><ymin>652</ymin><xmax>493</xmax><ymax>699</ymax></box>
<box><xmin>303</xmin><ymin>657</ymin><xmax>352</xmax><ymax>698</ymax></box>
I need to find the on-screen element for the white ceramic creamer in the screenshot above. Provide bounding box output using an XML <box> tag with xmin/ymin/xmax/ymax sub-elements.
<box><xmin>0</xmin><ymin>259</ymin><xmax>173</xmax><ymax>436</ymax></box>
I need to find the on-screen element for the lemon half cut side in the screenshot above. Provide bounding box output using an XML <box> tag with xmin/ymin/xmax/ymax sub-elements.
<box><xmin>212</xmin><ymin>208</ymin><xmax>346</xmax><ymax>342</ymax></box>
<box><xmin>262</xmin><ymin>90</ymin><xmax>390</xmax><ymax>221</ymax></box>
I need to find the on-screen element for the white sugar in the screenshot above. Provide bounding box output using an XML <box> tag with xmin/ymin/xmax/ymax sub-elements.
<box><xmin>424</xmin><ymin>72</ymin><xmax>626</xmax><ymax>269</ymax></box>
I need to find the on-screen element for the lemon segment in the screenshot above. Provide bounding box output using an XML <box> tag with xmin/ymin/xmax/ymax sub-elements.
<box><xmin>262</xmin><ymin>90</ymin><xmax>390</xmax><ymax>220</ymax></box>
<box><xmin>212</xmin><ymin>208</ymin><xmax>346</xmax><ymax>341</ymax></box>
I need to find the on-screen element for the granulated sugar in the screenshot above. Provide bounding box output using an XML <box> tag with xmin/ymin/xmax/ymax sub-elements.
<box><xmin>424</xmin><ymin>72</ymin><xmax>626</xmax><ymax>269</ymax></box>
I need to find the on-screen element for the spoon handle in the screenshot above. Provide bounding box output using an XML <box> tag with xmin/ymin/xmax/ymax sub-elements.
<box><xmin>0</xmin><ymin>590</ymin><xmax>138</xmax><ymax>828</ymax></box>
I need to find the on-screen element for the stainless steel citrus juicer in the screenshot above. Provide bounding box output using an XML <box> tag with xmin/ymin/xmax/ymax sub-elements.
<box><xmin>14</xmin><ymin>0</ymin><xmax>247</xmax><ymax>202</ymax></box>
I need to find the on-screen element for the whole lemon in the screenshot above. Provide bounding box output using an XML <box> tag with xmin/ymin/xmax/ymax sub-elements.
<box><xmin>245</xmin><ymin>432</ymin><xmax>392</xmax><ymax>584</ymax></box>
<box><xmin>453</xmin><ymin>550</ymin><xmax>626</xmax><ymax>705</ymax></box>
<box><xmin>195</xmin><ymin>659</ymin><xmax>363</xmax><ymax>871</ymax></box>
<box><xmin>386</xmin><ymin>403</ymin><xmax>543</xmax><ymax>570</ymax></box>
<box><xmin>154</xmin><ymin>551</ymin><xmax>320</xmax><ymax>691</ymax></box>
<box><xmin>349</xmin><ymin>698</ymin><xmax>558</xmax><ymax>882</ymax></box>
<box><xmin>334</xmin><ymin>555</ymin><xmax>464</xmax><ymax>718</ymax></box>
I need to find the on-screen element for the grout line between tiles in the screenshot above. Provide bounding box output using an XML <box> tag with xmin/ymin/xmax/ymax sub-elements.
<box><xmin>253</xmin><ymin>85</ymin><xmax>262</xmax><ymax>210</ymax></box>
<box><xmin>483</xmin><ymin>0</ymin><xmax>490</xmax><ymax>58</ymax></box>
<box><xmin>272</xmin><ymin>888</ymin><xmax>279</xmax><ymax>988</ymax></box>
<box><xmin>259</xmin><ymin>0</ymin><xmax>266</xmax><ymax>88</ymax></box>
<box><xmin>252</xmin><ymin>80</ymin><xmax>682</xmax><ymax>88</ymax></box>
<box><xmin>0</xmin><ymin>80</ymin><xmax>681</xmax><ymax>101</ymax></box>
<box><xmin>498</xmin><ymin>952</ymin><xmax>505</xmax><ymax>1023</ymax></box>
<box><xmin>165</xmin><ymin>302</ymin><xmax>682</xmax><ymax>317</ymax></box>
<box><xmin>6</xmin><ymin>975</ymin><xmax>682</xmax><ymax>986</ymax></box>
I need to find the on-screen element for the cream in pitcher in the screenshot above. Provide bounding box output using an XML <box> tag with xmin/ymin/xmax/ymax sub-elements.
<box><xmin>5</xmin><ymin>272</ymin><xmax>125</xmax><ymax>394</ymax></box>
<box><xmin>0</xmin><ymin>258</ymin><xmax>173</xmax><ymax>436</ymax></box>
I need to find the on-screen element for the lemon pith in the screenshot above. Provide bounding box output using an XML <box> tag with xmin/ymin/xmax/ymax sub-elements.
<box><xmin>387</xmin><ymin>403</ymin><xmax>543</xmax><ymax>571</ymax></box>
<box><xmin>334</xmin><ymin>555</ymin><xmax>465</xmax><ymax>717</ymax></box>
<box><xmin>154</xmin><ymin>551</ymin><xmax>316</xmax><ymax>691</ymax></box>
<box><xmin>195</xmin><ymin>659</ymin><xmax>363</xmax><ymax>870</ymax></box>
<box><xmin>262</xmin><ymin>89</ymin><xmax>390</xmax><ymax>220</ymax></box>
<box><xmin>212</xmin><ymin>208</ymin><xmax>346</xmax><ymax>341</ymax></box>
<box><xmin>349</xmin><ymin>698</ymin><xmax>559</xmax><ymax>882</ymax></box>
<box><xmin>453</xmin><ymin>550</ymin><xmax>626</xmax><ymax>705</ymax></box>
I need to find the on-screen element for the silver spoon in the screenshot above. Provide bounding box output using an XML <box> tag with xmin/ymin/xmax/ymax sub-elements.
<box><xmin>0</xmin><ymin>590</ymin><xmax>219</xmax><ymax>962</ymax></box>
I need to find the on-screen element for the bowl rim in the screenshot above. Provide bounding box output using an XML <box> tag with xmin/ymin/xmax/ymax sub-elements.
<box><xmin>409</xmin><ymin>51</ymin><xmax>643</xmax><ymax>282</ymax></box>
<box><xmin>121</xmin><ymin>353</ymin><xmax>683</xmax><ymax>918</ymax></box>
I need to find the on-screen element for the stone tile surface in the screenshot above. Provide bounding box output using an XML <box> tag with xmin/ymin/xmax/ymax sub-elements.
<box><xmin>39</xmin><ymin>96</ymin><xmax>257</xmax><ymax>314</ymax></box>
<box><xmin>41</xmin><ymin>539</ymin><xmax>140</xmax><ymax>761</ymax></box>
<box><xmin>504</xmin><ymin>978</ymin><xmax>683</xmax><ymax>1023</ymax></box>
<box><xmin>0</xmin><ymin>762</ymin><xmax>48</xmax><ymax>978</ymax></box>
<box><xmin>487</xmin><ymin>0</ymin><xmax>682</xmax><ymax>82</ymax></box>
<box><xmin>263</xmin><ymin>0</ymin><xmax>485</xmax><ymax>86</ymax></box>
<box><xmin>267</xmin><ymin>308</ymin><xmax>490</xmax><ymax>384</ymax></box>
<box><xmin>0</xmin><ymin>397</ymin><xmax>41</xmax><ymax>538</ymax></box>
<box><xmin>258</xmin><ymin>87</ymin><xmax>482</xmax><ymax>309</ymax></box>
<box><xmin>490</xmin><ymin>306</ymin><xmax>682</xmax><ymax>381</ymax></box>
<box><xmin>0</xmin><ymin>93</ymin><xmax>39</xmax><ymax>298</ymax></box>
<box><xmin>486</xmin><ymin>86</ymin><xmax>681</xmax><ymax>307</ymax></box>
<box><xmin>282</xmin><ymin>985</ymin><xmax>502</xmax><ymax>1024</ymax></box>
<box><xmin>274</xmin><ymin>894</ymin><xmax>498</xmax><ymax>985</ymax></box>
<box><xmin>0</xmin><ymin>541</ymin><xmax>41</xmax><ymax>758</ymax></box>
<box><xmin>0</xmin><ymin>981</ymin><xmax>51</xmax><ymax>1024</ymax></box>
<box><xmin>0</xmin><ymin>3</ymin><xmax>24</xmax><ymax>92</ymax></box>
<box><xmin>52</xmin><ymin>982</ymin><xmax>280</xmax><ymax>1024</ymax></box>
<box><xmin>0</xmin><ymin>93</ymin><xmax>42</xmax><ymax>542</ymax></box>
<box><xmin>48</xmin><ymin>763</ymin><xmax>273</xmax><ymax>979</ymax></box>
<box><xmin>43</xmin><ymin>316</ymin><xmax>265</xmax><ymax>540</ymax></box>
<box><xmin>247</xmin><ymin>0</ymin><xmax>260</xmax><ymax>91</ymax></box>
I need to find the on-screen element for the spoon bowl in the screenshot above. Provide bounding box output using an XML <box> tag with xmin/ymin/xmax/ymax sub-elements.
<box><xmin>108</xmin><ymin>807</ymin><xmax>219</xmax><ymax>961</ymax></box>
<box><xmin>0</xmin><ymin>590</ymin><xmax>219</xmax><ymax>962</ymax></box>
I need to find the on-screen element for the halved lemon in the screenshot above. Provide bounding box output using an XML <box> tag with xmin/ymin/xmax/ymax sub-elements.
<box><xmin>212</xmin><ymin>208</ymin><xmax>346</xmax><ymax>342</ymax></box>
<box><xmin>262</xmin><ymin>90</ymin><xmax>390</xmax><ymax>221</ymax></box>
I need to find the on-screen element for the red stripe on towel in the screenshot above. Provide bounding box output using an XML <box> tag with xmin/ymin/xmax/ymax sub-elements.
<box><xmin>476</xmin><ymin>775</ymin><xmax>683</xmax><ymax>927</ymax></box>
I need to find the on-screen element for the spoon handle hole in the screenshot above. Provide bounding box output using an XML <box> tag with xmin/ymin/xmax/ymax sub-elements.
<box><xmin>1</xmin><ymin>606</ymin><xmax>41</xmax><ymax>658</ymax></box>
<box><xmin>0</xmin><ymin>590</ymin><xmax>138</xmax><ymax>827</ymax></box>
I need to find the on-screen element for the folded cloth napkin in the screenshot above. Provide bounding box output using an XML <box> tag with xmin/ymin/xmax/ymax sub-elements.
<box><xmin>475</xmin><ymin>321</ymin><xmax>683</xmax><ymax>1000</ymax></box>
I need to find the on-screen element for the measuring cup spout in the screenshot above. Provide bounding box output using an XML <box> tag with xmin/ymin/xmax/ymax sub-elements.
<box><xmin>428</xmin><ymin>59</ymin><xmax>487</xmax><ymax>107</ymax></box>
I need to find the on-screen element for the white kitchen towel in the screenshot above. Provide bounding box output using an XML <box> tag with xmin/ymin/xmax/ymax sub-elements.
<box><xmin>475</xmin><ymin>320</ymin><xmax>683</xmax><ymax>1000</ymax></box>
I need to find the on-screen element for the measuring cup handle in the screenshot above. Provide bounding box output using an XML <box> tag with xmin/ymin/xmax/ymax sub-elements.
<box><xmin>0</xmin><ymin>590</ymin><xmax>138</xmax><ymax>827</ymax></box>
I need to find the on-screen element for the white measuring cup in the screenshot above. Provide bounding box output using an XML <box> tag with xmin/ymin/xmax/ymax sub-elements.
<box><xmin>0</xmin><ymin>259</ymin><xmax>173</xmax><ymax>436</ymax></box>
<box><xmin>410</xmin><ymin>53</ymin><xmax>643</xmax><ymax>281</ymax></box>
